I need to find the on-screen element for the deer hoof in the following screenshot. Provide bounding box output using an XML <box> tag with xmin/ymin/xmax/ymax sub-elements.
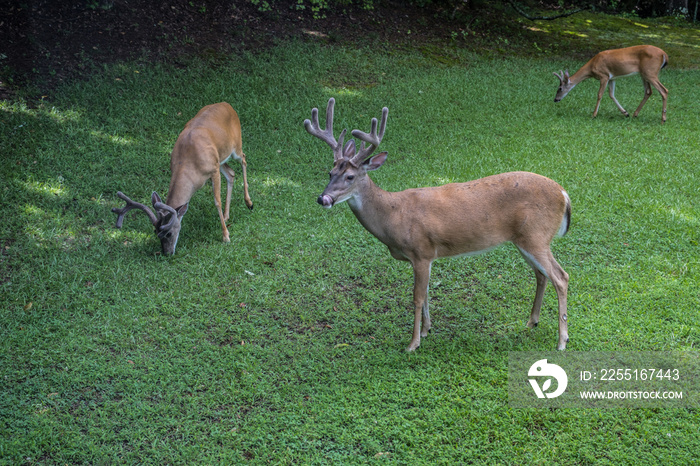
<box><xmin>405</xmin><ymin>341</ymin><xmax>420</xmax><ymax>352</ymax></box>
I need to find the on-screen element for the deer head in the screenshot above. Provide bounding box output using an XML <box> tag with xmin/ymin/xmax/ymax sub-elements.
<box><xmin>112</xmin><ymin>191</ymin><xmax>188</xmax><ymax>255</ymax></box>
<box><xmin>553</xmin><ymin>69</ymin><xmax>574</xmax><ymax>102</ymax></box>
<box><xmin>304</xmin><ymin>98</ymin><xmax>389</xmax><ymax>208</ymax></box>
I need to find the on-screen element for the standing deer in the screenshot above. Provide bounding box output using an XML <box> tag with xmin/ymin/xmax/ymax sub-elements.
<box><xmin>554</xmin><ymin>45</ymin><xmax>668</xmax><ymax>122</ymax></box>
<box><xmin>305</xmin><ymin>98</ymin><xmax>571</xmax><ymax>351</ymax></box>
<box><xmin>113</xmin><ymin>102</ymin><xmax>253</xmax><ymax>255</ymax></box>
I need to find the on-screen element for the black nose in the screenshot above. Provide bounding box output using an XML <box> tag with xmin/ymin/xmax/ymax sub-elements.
<box><xmin>317</xmin><ymin>195</ymin><xmax>324</xmax><ymax>205</ymax></box>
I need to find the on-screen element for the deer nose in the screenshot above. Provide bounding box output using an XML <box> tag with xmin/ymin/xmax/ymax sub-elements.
<box><xmin>317</xmin><ymin>194</ymin><xmax>333</xmax><ymax>207</ymax></box>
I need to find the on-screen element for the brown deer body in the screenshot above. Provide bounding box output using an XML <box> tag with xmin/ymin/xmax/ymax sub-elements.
<box><xmin>554</xmin><ymin>45</ymin><xmax>668</xmax><ymax>122</ymax></box>
<box><xmin>306</xmin><ymin>98</ymin><xmax>571</xmax><ymax>351</ymax></box>
<box><xmin>113</xmin><ymin>102</ymin><xmax>253</xmax><ymax>255</ymax></box>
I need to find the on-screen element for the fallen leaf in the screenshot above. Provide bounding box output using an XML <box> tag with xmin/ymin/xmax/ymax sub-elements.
<box><xmin>24</xmin><ymin>302</ymin><xmax>32</xmax><ymax>311</ymax></box>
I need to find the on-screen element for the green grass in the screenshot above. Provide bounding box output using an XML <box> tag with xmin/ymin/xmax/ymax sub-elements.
<box><xmin>2</xmin><ymin>20</ymin><xmax>700</xmax><ymax>464</ymax></box>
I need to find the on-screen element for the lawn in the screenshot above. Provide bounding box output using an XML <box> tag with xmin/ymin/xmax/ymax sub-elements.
<box><xmin>1</xmin><ymin>13</ymin><xmax>700</xmax><ymax>464</ymax></box>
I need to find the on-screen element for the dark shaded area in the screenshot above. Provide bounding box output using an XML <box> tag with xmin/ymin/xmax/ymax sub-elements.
<box><xmin>0</xmin><ymin>0</ymin><xmax>493</xmax><ymax>100</ymax></box>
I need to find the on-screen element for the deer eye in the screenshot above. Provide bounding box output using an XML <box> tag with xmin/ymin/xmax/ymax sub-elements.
<box><xmin>346</xmin><ymin>175</ymin><xmax>355</xmax><ymax>181</ymax></box>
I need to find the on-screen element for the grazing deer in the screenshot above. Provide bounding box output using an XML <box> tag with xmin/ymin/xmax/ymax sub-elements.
<box><xmin>305</xmin><ymin>98</ymin><xmax>571</xmax><ymax>351</ymax></box>
<box><xmin>113</xmin><ymin>102</ymin><xmax>253</xmax><ymax>255</ymax></box>
<box><xmin>554</xmin><ymin>45</ymin><xmax>668</xmax><ymax>122</ymax></box>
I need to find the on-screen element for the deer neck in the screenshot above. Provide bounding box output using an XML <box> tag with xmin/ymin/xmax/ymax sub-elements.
<box><xmin>570</xmin><ymin>63</ymin><xmax>594</xmax><ymax>85</ymax></box>
<box><xmin>347</xmin><ymin>176</ymin><xmax>397</xmax><ymax>244</ymax></box>
<box><xmin>165</xmin><ymin>179</ymin><xmax>196</xmax><ymax>210</ymax></box>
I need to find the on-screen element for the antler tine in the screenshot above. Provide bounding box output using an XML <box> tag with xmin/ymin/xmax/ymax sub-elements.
<box><xmin>304</xmin><ymin>97</ymin><xmax>346</xmax><ymax>162</ymax></box>
<box><xmin>112</xmin><ymin>191</ymin><xmax>158</xmax><ymax>228</ymax></box>
<box><xmin>349</xmin><ymin>106</ymin><xmax>388</xmax><ymax>166</ymax></box>
<box><xmin>153</xmin><ymin>201</ymin><xmax>179</xmax><ymax>234</ymax></box>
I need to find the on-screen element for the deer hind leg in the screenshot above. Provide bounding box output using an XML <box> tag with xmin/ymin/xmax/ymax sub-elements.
<box><xmin>655</xmin><ymin>80</ymin><xmax>668</xmax><ymax>123</ymax></box>
<box><xmin>220</xmin><ymin>163</ymin><xmax>235</xmax><ymax>222</ymax></box>
<box><xmin>407</xmin><ymin>259</ymin><xmax>432</xmax><ymax>352</ymax></box>
<box><xmin>608</xmin><ymin>80</ymin><xmax>629</xmax><ymax>117</ymax></box>
<box><xmin>526</xmin><ymin>269</ymin><xmax>548</xmax><ymax>329</ymax></box>
<box><xmin>231</xmin><ymin>151</ymin><xmax>254</xmax><ymax>210</ymax></box>
<box><xmin>636</xmin><ymin>77</ymin><xmax>668</xmax><ymax>122</ymax></box>
<box><xmin>211</xmin><ymin>170</ymin><xmax>230</xmax><ymax>243</ymax></box>
<box><xmin>516</xmin><ymin>246</ymin><xmax>569</xmax><ymax>350</ymax></box>
<box><xmin>633</xmin><ymin>80</ymin><xmax>653</xmax><ymax>118</ymax></box>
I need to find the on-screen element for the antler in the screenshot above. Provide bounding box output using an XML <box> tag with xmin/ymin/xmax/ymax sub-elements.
<box><xmin>112</xmin><ymin>191</ymin><xmax>158</xmax><ymax>228</ymax></box>
<box><xmin>553</xmin><ymin>70</ymin><xmax>570</xmax><ymax>83</ymax></box>
<box><xmin>349</xmin><ymin>106</ymin><xmax>388</xmax><ymax>166</ymax></box>
<box><xmin>152</xmin><ymin>201</ymin><xmax>179</xmax><ymax>237</ymax></box>
<box><xmin>304</xmin><ymin>97</ymin><xmax>347</xmax><ymax>162</ymax></box>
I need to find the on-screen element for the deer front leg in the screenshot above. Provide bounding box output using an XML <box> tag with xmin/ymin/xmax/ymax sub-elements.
<box><xmin>407</xmin><ymin>259</ymin><xmax>432</xmax><ymax>352</ymax></box>
<box><xmin>608</xmin><ymin>80</ymin><xmax>629</xmax><ymax>117</ymax></box>
<box><xmin>211</xmin><ymin>170</ymin><xmax>230</xmax><ymax>243</ymax></box>
<box><xmin>593</xmin><ymin>78</ymin><xmax>609</xmax><ymax>118</ymax></box>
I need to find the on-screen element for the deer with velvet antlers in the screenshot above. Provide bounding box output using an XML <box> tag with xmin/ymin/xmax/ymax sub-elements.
<box><xmin>554</xmin><ymin>45</ymin><xmax>668</xmax><ymax>122</ymax></box>
<box><xmin>113</xmin><ymin>102</ymin><xmax>253</xmax><ymax>255</ymax></box>
<box><xmin>305</xmin><ymin>98</ymin><xmax>572</xmax><ymax>351</ymax></box>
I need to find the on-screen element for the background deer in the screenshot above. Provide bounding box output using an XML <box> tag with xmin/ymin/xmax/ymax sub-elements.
<box><xmin>305</xmin><ymin>98</ymin><xmax>571</xmax><ymax>351</ymax></box>
<box><xmin>553</xmin><ymin>45</ymin><xmax>668</xmax><ymax>122</ymax></box>
<box><xmin>113</xmin><ymin>102</ymin><xmax>253</xmax><ymax>255</ymax></box>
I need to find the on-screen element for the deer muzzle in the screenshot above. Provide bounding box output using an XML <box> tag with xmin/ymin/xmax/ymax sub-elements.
<box><xmin>317</xmin><ymin>194</ymin><xmax>333</xmax><ymax>208</ymax></box>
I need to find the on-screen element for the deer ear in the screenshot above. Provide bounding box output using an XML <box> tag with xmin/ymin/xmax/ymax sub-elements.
<box><xmin>176</xmin><ymin>203</ymin><xmax>188</xmax><ymax>218</ymax></box>
<box><xmin>365</xmin><ymin>152</ymin><xmax>387</xmax><ymax>171</ymax></box>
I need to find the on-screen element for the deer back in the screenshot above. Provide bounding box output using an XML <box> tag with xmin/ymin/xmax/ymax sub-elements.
<box><xmin>165</xmin><ymin>102</ymin><xmax>242</xmax><ymax>207</ymax></box>
<box><xmin>356</xmin><ymin>172</ymin><xmax>570</xmax><ymax>260</ymax></box>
